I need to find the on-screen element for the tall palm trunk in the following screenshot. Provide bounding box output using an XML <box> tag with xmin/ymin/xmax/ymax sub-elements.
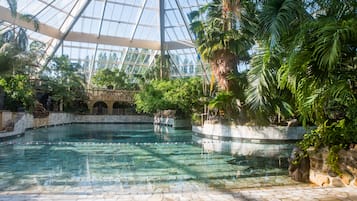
<box><xmin>210</xmin><ymin>50</ymin><xmax>238</xmax><ymax>91</ymax></box>
<box><xmin>212</xmin><ymin>0</ymin><xmax>241</xmax><ymax>91</ymax></box>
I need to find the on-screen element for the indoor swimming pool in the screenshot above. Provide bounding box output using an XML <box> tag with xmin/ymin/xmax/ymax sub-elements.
<box><xmin>0</xmin><ymin>124</ymin><xmax>301</xmax><ymax>194</ymax></box>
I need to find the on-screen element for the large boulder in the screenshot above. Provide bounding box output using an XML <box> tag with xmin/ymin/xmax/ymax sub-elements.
<box><xmin>288</xmin><ymin>147</ymin><xmax>310</xmax><ymax>182</ymax></box>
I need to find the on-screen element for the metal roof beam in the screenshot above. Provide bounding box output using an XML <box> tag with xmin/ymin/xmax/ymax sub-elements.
<box><xmin>159</xmin><ymin>0</ymin><xmax>166</xmax><ymax>78</ymax></box>
<box><xmin>0</xmin><ymin>5</ymin><xmax>60</xmax><ymax>38</ymax></box>
<box><xmin>44</xmin><ymin>0</ymin><xmax>91</xmax><ymax>66</ymax></box>
<box><xmin>0</xmin><ymin>4</ymin><xmax>195</xmax><ymax>51</ymax></box>
<box><xmin>130</xmin><ymin>0</ymin><xmax>148</xmax><ymax>41</ymax></box>
<box><xmin>97</xmin><ymin>0</ymin><xmax>108</xmax><ymax>38</ymax></box>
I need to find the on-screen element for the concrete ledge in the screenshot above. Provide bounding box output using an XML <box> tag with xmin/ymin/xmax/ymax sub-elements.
<box><xmin>0</xmin><ymin>113</ymin><xmax>153</xmax><ymax>139</ymax></box>
<box><xmin>192</xmin><ymin>122</ymin><xmax>309</xmax><ymax>157</ymax></box>
<box><xmin>193</xmin><ymin>122</ymin><xmax>308</xmax><ymax>140</ymax></box>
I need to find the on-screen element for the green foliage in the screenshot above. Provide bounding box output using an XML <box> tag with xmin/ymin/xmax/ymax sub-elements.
<box><xmin>40</xmin><ymin>55</ymin><xmax>87</xmax><ymax>112</ymax></box>
<box><xmin>189</xmin><ymin>0</ymin><xmax>256</xmax><ymax>61</ymax></box>
<box><xmin>258</xmin><ymin>0</ymin><xmax>307</xmax><ymax>48</ymax></box>
<box><xmin>245</xmin><ymin>43</ymin><xmax>294</xmax><ymax>124</ymax></box>
<box><xmin>134</xmin><ymin>78</ymin><xmax>204</xmax><ymax>118</ymax></box>
<box><xmin>0</xmin><ymin>74</ymin><xmax>34</xmax><ymax>111</ymax></box>
<box><xmin>142</xmin><ymin>55</ymin><xmax>171</xmax><ymax>81</ymax></box>
<box><xmin>92</xmin><ymin>68</ymin><xmax>136</xmax><ymax>90</ymax></box>
<box><xmin>208</xmin><ymin>91</ymin><xmax>237</xmax><ymax>120</ymax></box>
<box><xmin>300</xmin><ymin>120</ymin><xmax>357</xmax><ymax>151</ymax></box>
<box><xmin>327</xmin><ymin>145</ymin><xmax>343</xmax><ymax>175</ymax></box>
<box><xmin>134</xmin><ymin>83</ymin><xmax>167</xmax><ymax>114</ymax></box>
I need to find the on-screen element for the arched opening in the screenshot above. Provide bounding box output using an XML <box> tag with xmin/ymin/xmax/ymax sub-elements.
<box><xmin>93</xmin><ymin>101</ymin><xmax>108</xmax><ymax>115</ymax></box>
<box><xmin>113</xmin><ymin>101</ymin><xmax>136</xmax><ymax>115</ymax></box>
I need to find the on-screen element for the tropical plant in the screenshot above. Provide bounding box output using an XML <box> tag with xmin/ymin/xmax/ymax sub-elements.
<box><xmin>189</xmin><ymin>0</ymin><xmax>256</xmax><ymax>91</ymax></box>
<box><xmin>142</xmin><ymin>54</ymin><xmax>171</xmax><ymax>81</ymax></box>
<box><xmin>245</xmin><ymin>43</ymin><xmax>294</xmax><ymax>125</ymax></box>
<box><xmin>0</xmin><ymin>0</ymin><xmax>39</xmax><ymax>51</ymax></box>
<box><xmin>135</xmin><ymin>78</ymin><xmax>204</xmax><ymax>118</ymax></box>
<box><xmin>0</xmin><ymin>0</ymin><xmax>41</xmax><ymax>110</ymax></box>
<box><xmin>0</xmin><ymin>74</ymin><xmax>35</xmax><ymax>111</ymax></box>
<box><xmin>39</xmin><ymin>55</ymin><xmax>87</xmax><ymax>112</ymax></box>
<box><xmin>208</xmin><ymin>91</ymin><xmax>237</xmax><ymax>120</ymax></box>
<box><xmin>92</xmin><ymin>68</ymin><xmax>136</xmax><ymax>90</ymax></box>
<box><xmin>256</xmin><ymin>0</ymin><xmax>357</xmax><ymax>171</ymax></box>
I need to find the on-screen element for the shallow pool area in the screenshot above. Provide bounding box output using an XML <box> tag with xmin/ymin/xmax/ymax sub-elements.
<box><xmin>0</xmin><ymin>124</ymin><xmax>302</xmax><ymax>194</ymax></box>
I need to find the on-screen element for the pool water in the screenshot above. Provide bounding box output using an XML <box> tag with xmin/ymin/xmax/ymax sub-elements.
<box><xmin>0</xmin><ymin>124</ymin><xmax>300</xmax><ymax>193</ymax></box>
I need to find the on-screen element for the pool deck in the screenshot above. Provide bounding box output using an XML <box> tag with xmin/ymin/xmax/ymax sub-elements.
<box><xmin>0</xmin><ymin>185</ymin><xmax>356</xmax><ymax>201</ymax></box>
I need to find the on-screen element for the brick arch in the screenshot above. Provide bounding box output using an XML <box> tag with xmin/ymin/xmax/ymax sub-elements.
<box><xmin>87</xmin><ymin>89</ymin><xmax>136</xmax><ymax>115</ymax></box>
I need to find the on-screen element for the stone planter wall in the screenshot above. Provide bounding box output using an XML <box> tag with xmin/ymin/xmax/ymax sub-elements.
<box><xmin>154</xmin><ymin>117</ymin><xmax>191</xmax><ymax>128</ymax></box>
<box><xmin>192</xmin><ymin>122</ymin><xmax>309</xmax><ymax>157</ymax></box>
<box><xmin>193</xmin><ymin>122</ymin><xmax>308</xmax><ymax>140</ymax></box>
<box><xmin>153</xmin><ymin>109</ymin><xmax>191</xmax><ymax>128</ymax></box>
<box><xmin>309</xmin><ymin>147</ymin><xmax>357</xmax><ymax>187</ymax></box>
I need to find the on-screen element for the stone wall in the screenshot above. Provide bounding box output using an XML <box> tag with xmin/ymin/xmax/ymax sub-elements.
<box><xmin>309</xmin><ymin>147</ymin><xmax>357</xmax><ymax>187</ymax></box>
<box><xmin>0</xmin><ymin>111</ymin><xmax>14</xmax><ymax>130</ymax></box>
<box><xmin>74</xmin><ymin>115</ymin><xmax>153</xmax><ymax>123</ymax></box>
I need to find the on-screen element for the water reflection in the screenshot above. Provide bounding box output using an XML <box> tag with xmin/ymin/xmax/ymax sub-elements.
<box><xmin>192</xmin><ymin>134</ymin><xmax>294</xmax><ymax>158</ymax></box>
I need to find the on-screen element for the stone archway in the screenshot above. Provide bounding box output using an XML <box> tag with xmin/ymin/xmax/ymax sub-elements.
<box><xmin>93</xmin><ymin>101</ymin><xmax>108</xmax><ymax>115</ymax></box>
<box><xmin>87</xmin><ymin>89</ymin><xmax>136</xmax><ymax>115</ymax></box>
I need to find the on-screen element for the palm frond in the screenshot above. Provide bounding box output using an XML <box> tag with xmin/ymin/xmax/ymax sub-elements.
<box><xmin>20</xmin><ymin>14</ymin><xmax>40</xmax><ymax>31</ymax></box>
<box><xmin>312</xmin><ymin>18</ymin><xmax>357</xmax><ymax>71</ymax></box>
<box><xmin>16</xmin><ymin>28</ymin><xmax>28</xmax><ymax>51</ymax></box>
<box><xmin>6</xmin><ymin>0</ymin><xmax>17</xmax><ymax>18</ymax></box>
<box><xmin>259</xmin><ymin>0</ymin><xmax>306</xmax><ymax>48</ymax></box>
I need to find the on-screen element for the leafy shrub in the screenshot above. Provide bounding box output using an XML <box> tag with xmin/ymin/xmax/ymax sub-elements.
<box><xmin>134</xmin><ymin>78</ymin><xmax>204</xmax><ymax>118</ymax></box>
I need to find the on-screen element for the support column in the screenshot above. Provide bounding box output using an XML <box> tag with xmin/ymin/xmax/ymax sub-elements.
<box><xmin>88</xmin><ymin>101</ymin><xmax>94</xmax><ymax>114</ymax></box>
<box><xmin>107</xmin><ymin>101</ymin><xmax>113</xmax><ymax>115</ymax></box>
<box><xmin>159</xmin><ymin>0</ymin><xmax>165</xmax><ymax>79</ymax></box>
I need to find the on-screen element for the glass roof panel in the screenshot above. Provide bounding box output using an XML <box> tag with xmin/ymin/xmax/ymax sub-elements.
<box><xmin>0</xmin><ymin>0</ymin><xmax>211</xmax><ymax>83</ymax></box>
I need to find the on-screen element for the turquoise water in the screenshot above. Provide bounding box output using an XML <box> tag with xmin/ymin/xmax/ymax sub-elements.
<box><xmin>0</xmin><ymin>124</ymin><xmax>299</xmax><ymax>193</ymax></box>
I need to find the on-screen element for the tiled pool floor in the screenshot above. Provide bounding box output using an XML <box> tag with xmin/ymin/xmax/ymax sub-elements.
<box><xmin>2</xmin><ymin>124</ymin><xmax>356</xmax><ymax>200</ymax></box>
<box><xmin>0</xmin><ymin>185</ymin><xmax>356</xmax><ymax>201</ymax></box>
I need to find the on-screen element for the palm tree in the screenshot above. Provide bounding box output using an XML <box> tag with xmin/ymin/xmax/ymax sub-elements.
<box><xmin>0</xmin><ymin>0</ymin><xmax>39</xmax><ymax>74</ymax></box>
<box><xmin>189</xmin><ymin>0</ymin><xmax>256</xmax><ymax>92</ymax></box>
<box><xmin>0</xmin><ymin>0</ymin><xmax>39</xmax><ymax>49</ymax></box>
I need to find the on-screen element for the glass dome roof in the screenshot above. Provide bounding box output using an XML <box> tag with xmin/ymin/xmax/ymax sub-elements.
<box><xmin>0</xmin><ymin>0</ymin><xmax>210</xmax><ymax>83</ymax></box>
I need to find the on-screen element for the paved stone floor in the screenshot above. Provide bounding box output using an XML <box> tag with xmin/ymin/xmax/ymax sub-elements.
<box><xmin>0</xmin><ymin>185</ymin><xmax>356</xmax><ymax>201</ymax></box>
